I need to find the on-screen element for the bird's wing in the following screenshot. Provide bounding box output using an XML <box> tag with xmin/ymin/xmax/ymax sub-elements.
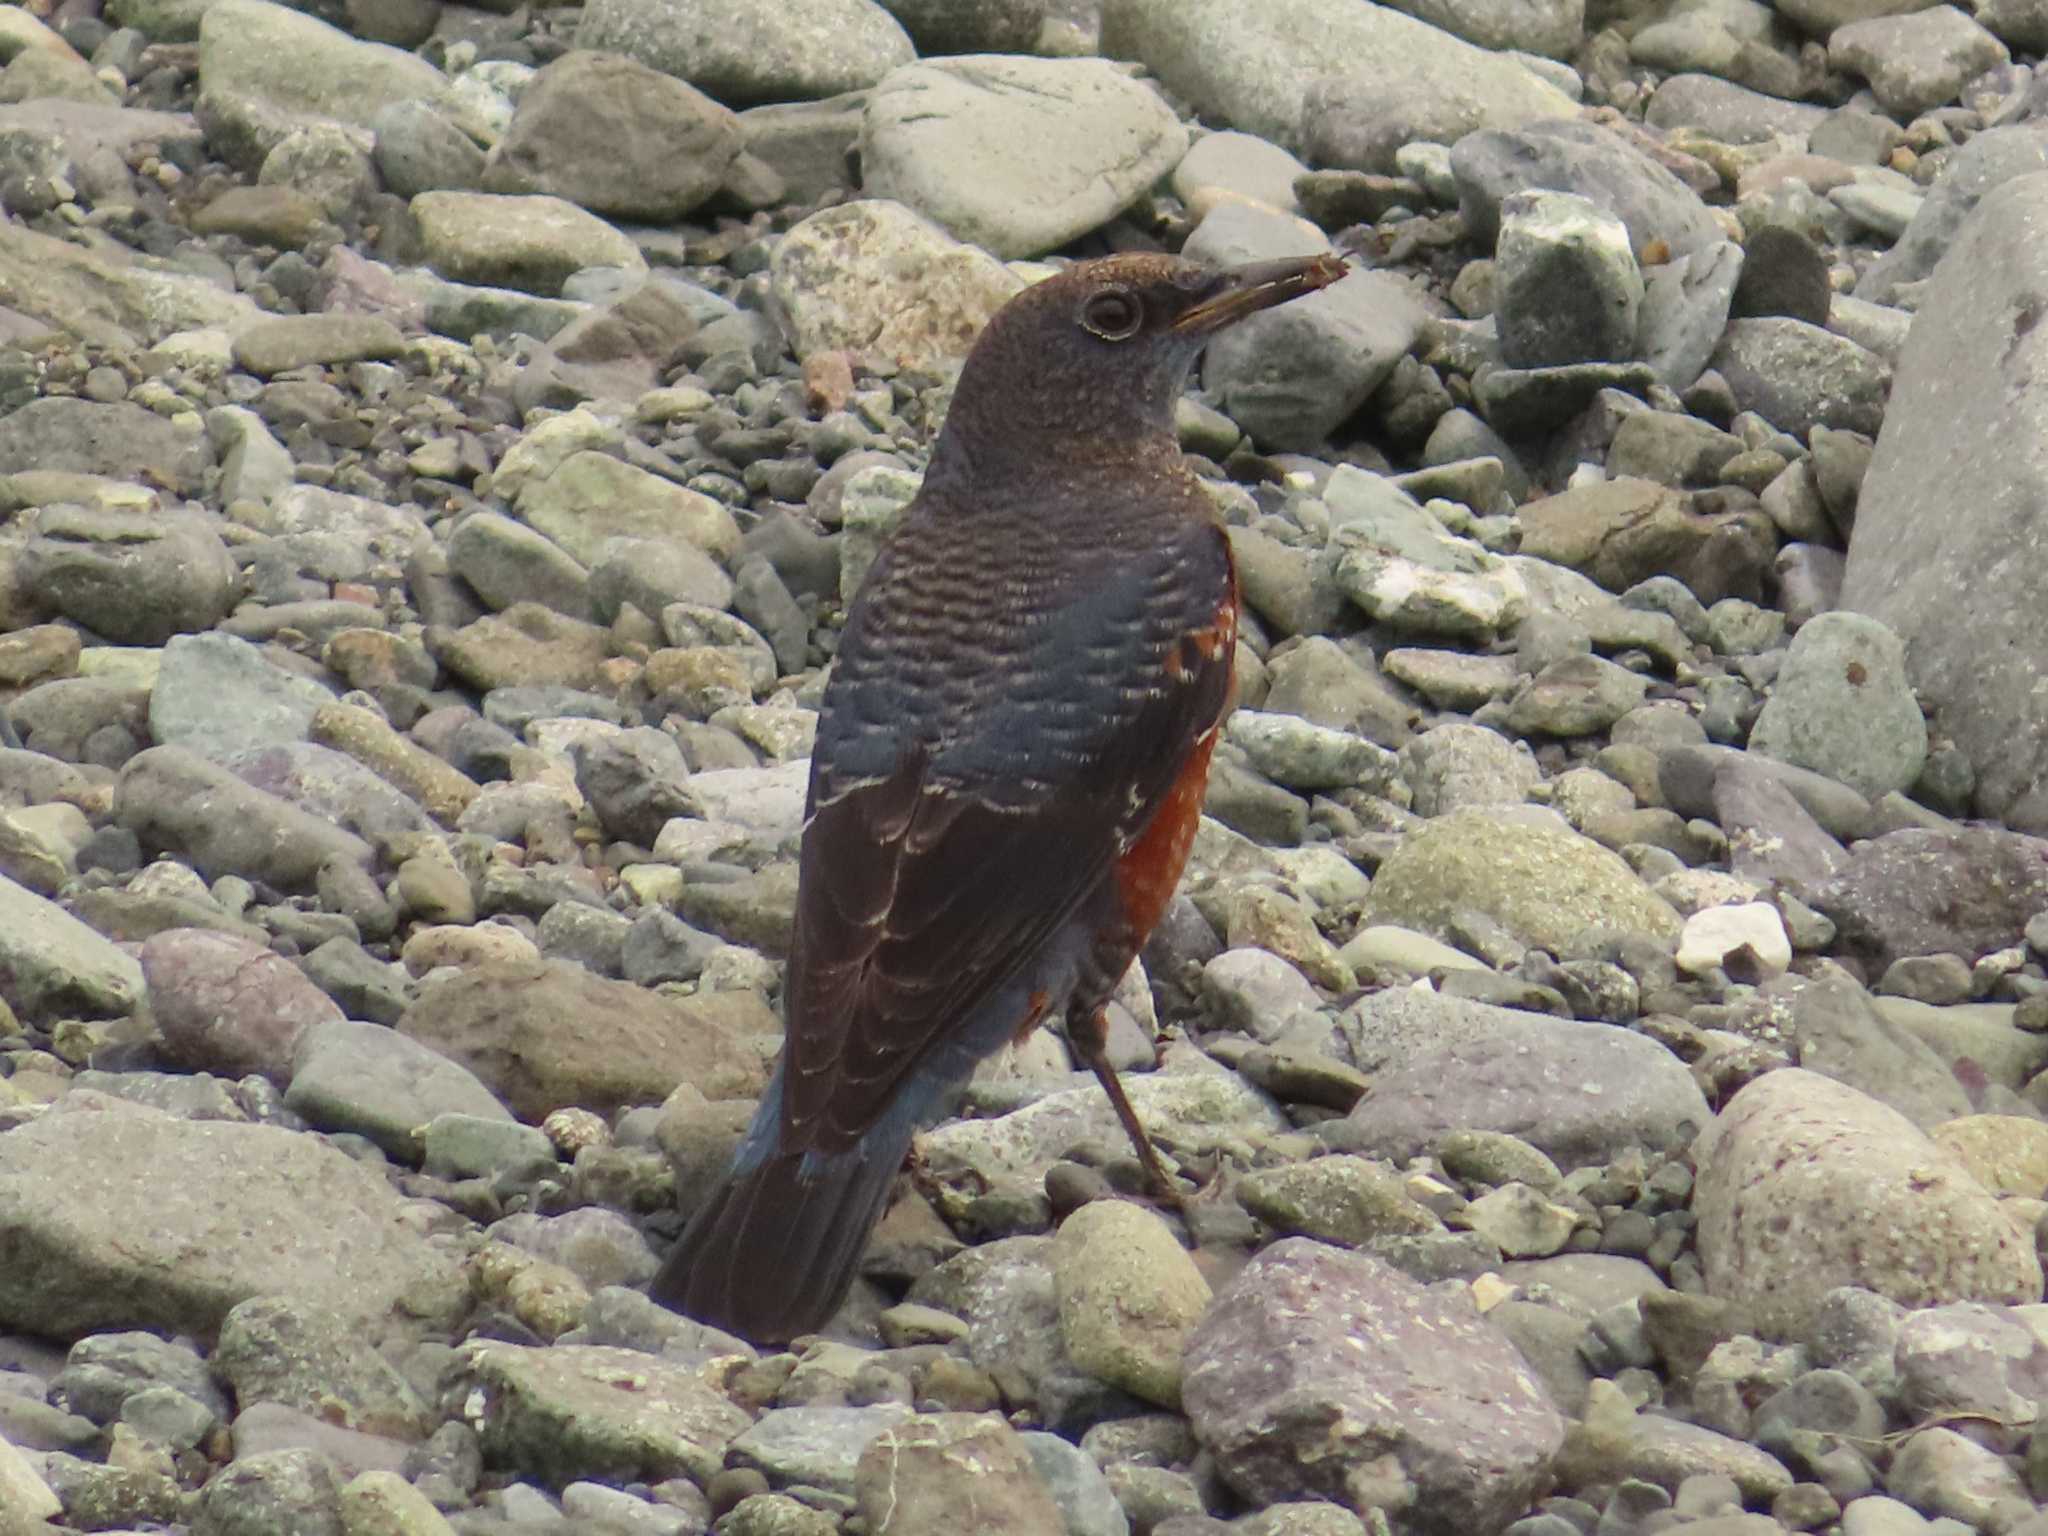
<box><xmin>778</xmin><ymin>521</ymin><xmax>1236</xmax><ymax>1155</ymax></box>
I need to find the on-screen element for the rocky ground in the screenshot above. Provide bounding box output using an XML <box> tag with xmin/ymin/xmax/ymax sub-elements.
<box><xmin>1</xmin><ymin>0</ymin><xmax>2047</xmax><ymax>1532</ymax></box>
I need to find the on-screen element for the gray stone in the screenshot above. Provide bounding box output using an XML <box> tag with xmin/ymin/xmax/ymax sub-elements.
<box><xmin>918</xmin><ymin>1054</ymin><xmax>1288</xmax><ymax>1185</ymax></box>
<box><xmin>214</xmin><ymin>1295</ymin><xmax>428</xmax><ymax>1439</ymax></box>
<box><xmin>1661</xmin><ymin>743</ymin><xmax>1875</xmax><ymax>841</ymax></box>
<box><xmin>1784</xmin><ymin>969</ymin><xmax>1973</xmax><ymax>1130</ymax></box>
<box><xmin>1339</xmin><ymin>991</ymin><xmax>1710</xmax><ymax>1170</ymax></box>
<box><xmin>1184</xmin><ymin>1239</ymin><xmax>1563</xmax><ymax>1533</ymax></box>
<box><xmin>1554</xmin><ymin>1384</ymin><xmax>1794</xmax><ymax>1506</ymax></box>
<box><xmin>1709</xmin><ymin>319</ymin><xmax>1889</xmax><ymax>438</ymax></box>
<box><xmin>1399</xmin><ymin>722</ymin><xmax>1541</xmax><ymax>815</ymax></box>
<box><xmin>0</xmin><ymin>399</ymin><xmax>207</xmax><ymax>494</ymax></box>
<box><xmin>149</xmin><ymin>631</ymin><xmax>336</xmax><ymax>760</ymax></box>
<box><xmin>1645</xmin><ymin>74</ymin><xmax>1828</xmax><ymax>146</ymax></box>
<box><xmin>209</xmin><ymin>405</ymin><xmax>295</xmax><ymax>507</ymax></box>
<box><xmin>1367</xmin><ymin>805</ymin><xmax>1682</xmax><ymax>949</ymax></box>
<box><xmin>1774</xmin><ymin>0</ymin><xmax>1945</xmax><ymax>33</ymax></box>
<box><xmin>1173</xmin><ymin>130</ymin><xmax>1309</xmax><ymax>221</ymax></box>
<box><xmin>1607</xmin><ymin>412</ymin><xmax>1747</xmax><ymax>488</ymax></box>
<box><xmin>1638</xmin><ymin>240</ymin><xmax>1744</xmax><ymax>391</ymax></box>
<box><xmin>144</xmin><ymin>927</ymin><xmax>344</xmax><ymax>1084</ymax></box>
<box><xmin>1052</xmin><ymin>1200</ymin><xmax>1210</xmax><ymax>1410</ymax></box>
<box><xmin>1098</xmin><ymin>0</ymin><xmax>1575</xmax><ymax>166</ymax></box>
<box><xmin>232</xmin><ymin>314</ymin><xmax>403</xmax><ymax>377</ymax></box>
<box><xmin>0</xmin><ymin>1093</ymin><xmax>467</xmax><ymax>1338</ymax></box>
<box><xmin>1227</xmin><ymin>710</ymin><xmax>1396</xmax><ymax>793</ymax></box>
<box><xmin>116</xmin><ymin>745</ymin><xmax>376</xmax><ymax>891</ymax></box>
<box><xmin>1494</xmin><ymin>190</ymin><xmax>1642</xmax><ymax>367</ymax></box>
<box><xmin>397</xmin><ymin>959</ymin><xmax>770</xmax><ymax>1122</ymax></box>
<box><xmin>1979</xmin><ymin>0</ymin><xmax>2048</xmax><ymax>49</ymax></box>
<box><xmin>490</xmin><ymin>1208</ymin><xmax>656</xmax><ymax>1291</ymax></box>
<box><xmin>590</xmin><ymin>536</ymin><xmax>734</xmax><ymax>623</ymax></box>
<box><xmin>1714</xmin><ymin>756</ymin><xmax>1848</xmax><ymax>900</ymax></box>
<box><xmin>411</xmin><ymin>191</ymin><xmax>645</xmax><ymax>297</ymax></box>
<box><xmin>1749</xmin><ymin>612</ymin><xmax>1927</xmax><ymax>799</ymax></box>
<box><xmin>575</xmin><ymin>0</ymin><xmax>913</xmax><ymax>105</ymax></box>
<box><xmin>227</xmin><ymin>742</ymin><xmax>436</xmax><ymax>858</ymax></box>
<box><xmin>447</xmin><ymin>510</ymin><xmax>592</xmax><ymax>619</ymax></box>
<box><xmin>193</xmin><ymin>1446</ymin><xmax>345</xmax><ymax>1536</ymax></box>
<box><xmin>1894</xmin><ymin>1302</ymin><xmax>2048</xmax><ymax>1450</ymax></box>
<box><xmin>1183</xmin><ymin>202</ymin><xmax>1426</xmax><ymax>451</ymax></box>
<box><xmin>1019</xmin><ymin>1432</ymin><xmax>1129</xmax><ymax>1536</ymax></box>
<box><xmin>0</xmin><ymin>222</ymin><xmax>256</xmax><ymax>349</ymax></box>
<box><xmin>875</xmin><ymin>0</ymin><xmax>1044</xmax><ymax>52</ymax></box>
<box><xmin>1829</xmin><ymin>7</ymin><xmax>2008</xmax><ymax>117</ymax></box>
<box><xmin>369</xmin><ymin>99</ymin><xmax>484</xmax><ymax>198</ymax></box>
<box><xmin>1887</xmin><ymin>1427</ymin><xmax>2032</xmax><ymax>1528</ymax></box>
<box><xmin>457</xmin><ymin>1341</ymin><xmax>754</xmax><ymax>1487</ymax></box>
<box><xmin>730</xmin><ymin>1404</ymin><xmax>914</xmax><ymax>1496</ymax></box>
<box><xmin>1452</xmin><ymin>118</ymin><xmax>1725</xmax><ymax>262</ymax></box>
<box><xmin>1840</xmin><ymin>171</ymin><xmax>2048</xmax><ymax>833</ymax></box>
<box><xmin>1380</xmin><ymin>0</ymin><xmax>1583</xmax><ymax>56</ymax></box>
<box><xmin>1514</xmin><ymin>476</ymin><xmax>1776</xmax><ymax>606</ymax></box>
<box><xmin>1505</xmin><ymin>654</ymin><xmax>1651</xmax><ymax>737</ymax></box>
<box><xmin>1693</xmin><ymin>1068</ymin><xmax>2041</xmax><ymax>1340</ymax></box>
<box><xmin>251</xmin><ymin>484</ymin><xmax>432</xmax><ymax>566</ymax></box>
<box><xmin>1237</xmin><ymin>1155</ymin><xmax>1445</xmax><ymax>1249</ymax></box>
<box><xmin>0</xmin><ymin>870</ymin><xmax>144</xmax><ymax>1021</ymax></box>
<box><xmin>517</xmin><ymin>453</ymin><xmax>740</xmax><ymax>568</ymax></box>
<box><xmin>771</xmin><ymin>198</ymin><xmax>1023</xmax><ymax>371</ymax></box>
<box><xmin>861</xmin><ymin>56</ymin><xmax>1187</xmax><ymax>260</ymax></box>
<box><xmin>736</xmin><ymin>94</ymin><xmax>864</xmax><ymax>204</ymax></box>
<box><xmin>1729</xmin><ymin>229</ymin><xmax>1832</xmax><ymax>328</ymax></box>
<box><xmin>302</xmin><ymin>937</ymin><xmax>412</xmax><ymax>1025</ymax></box>
<box><xmin>286</xmin><ymin>1019</ymin><xmax>513</xmax><ymax>1158</ymax></box>
<box><xmin>1810</xmin><ymin>826</ymin><xmax>2048</xmax><ymax>970</ymax></box>
<box><xmin>1320</xmin><ymin>468</ymin><xmax>1526</xmax><ymax>640</ymax></box>
<box><xmin>856</xmin><ymin>1415</ymin><xmax>1066</xmax><ymax>1536</ymax></box>
<box><xmin>521</xmin><ymin>279</ymin><xmax>714</xmax><ymax>411</ymax></box>
<box><xmin>1856</xmin><ymin>124</ymin><xmax>2048</xmax><ymax>306</ymax></box>
<box><xmin>196</xmin><ymin>0</ymin><xmax>484</xmax><ymax>173</ymax></box>
<box><xmin>484</xmin><ymin>50</ymin><xmax>740</xmax><ymax>221</ymax></box>
<box><xmin>56</xmin><ymin>1330</ymin><xmax>229</xmax><ymax>1428</ymax></box>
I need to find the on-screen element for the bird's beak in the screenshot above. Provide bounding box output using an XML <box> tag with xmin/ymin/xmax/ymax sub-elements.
<box><xmin>1172</xmin><ymin>253</ymin><xmax>1349</xmax><ymax>336</ymax></box>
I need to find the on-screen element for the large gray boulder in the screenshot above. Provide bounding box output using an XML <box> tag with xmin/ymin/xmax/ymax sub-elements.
<box><xmin>1840</xmin><ymin>171</ymin><xmax>2048</xmax><ymax>831</ymax></box>
<box><xmin>860</xmin><ymin>55</ymin><xmax>1187</xmax><ymax>259</ymax></box>
<box><xmin>1099</xmin><ymin>0</ymin><xmax>1575</xmax><ymax>163</ymax></box>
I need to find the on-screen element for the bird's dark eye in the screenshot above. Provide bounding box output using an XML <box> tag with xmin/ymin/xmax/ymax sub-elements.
<box><xmin>1080</xmin><ymin>288</ymin><xmax>1142</xmax><ymax>341</ymax></box>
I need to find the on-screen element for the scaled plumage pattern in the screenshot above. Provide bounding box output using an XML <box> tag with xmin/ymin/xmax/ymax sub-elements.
<box><xmin>650</xmin><ymin>249</ymin><xmax>1346</xmax><ymax>1343</ymax></box>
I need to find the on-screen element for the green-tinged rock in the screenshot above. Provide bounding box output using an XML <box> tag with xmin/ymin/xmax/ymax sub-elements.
<box><xmin>457</xmin><ymin>1341</ymin><xmax>752</xmax><ymax>1487</ymax></box>
<box><xmin>1051</xmin><ymin>1201</ymin><xmax>1210</xmax><ymax>1409</ymax></box>
<box><xmin>0</xmin><ymin>1095</ymin><xmax>467</xmax><ymax>1340</ymax></box>
<box><xmin>1368</xmin><ymin>805</ymin><xmax>1683</xmax><ymax>948</ymax></box>
<box><xmin>1237</xmin><ymin>1154</ymin><xmax>1444</xmax><ymax>1248</ymax></box>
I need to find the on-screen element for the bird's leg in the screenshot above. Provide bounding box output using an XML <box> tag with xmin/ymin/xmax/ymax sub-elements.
<box><xmin>1068</xmin><ymin>1006</ymin><xmax>1183</xmax><ymax>1208</ymax></box>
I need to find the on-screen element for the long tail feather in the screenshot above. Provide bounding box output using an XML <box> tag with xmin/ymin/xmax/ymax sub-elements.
<box><xmin>649</xmin><ymin>1125</ymin><xmax>910</xmax><ymax>1344</ymax></box>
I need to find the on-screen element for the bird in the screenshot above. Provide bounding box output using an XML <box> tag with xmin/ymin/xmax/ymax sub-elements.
<box><xmin>650</xmin><ymin>249</ymin><xmax>1347</xmax><ymax>1343</ymax></box>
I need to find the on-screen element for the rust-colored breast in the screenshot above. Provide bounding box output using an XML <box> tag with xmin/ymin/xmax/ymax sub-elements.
<box><xmin>1109</xmin><ymin>590</ymin><xmax>1238</xmax><ymax>944</ymax></box>
<box><xmin>1112</xmin><ymin>722</ymin><xmax>1222</xmax><ymax>947</ymax></box>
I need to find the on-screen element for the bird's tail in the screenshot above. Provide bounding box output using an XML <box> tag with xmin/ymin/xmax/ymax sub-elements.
<box><xmin>649</xmin><ymin>1119</ymin><xmax>913</xmax><ymax>1345</ymax></box>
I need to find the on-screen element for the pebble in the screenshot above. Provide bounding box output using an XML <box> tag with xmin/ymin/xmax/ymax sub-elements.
<box><xmin>862</xmin><ymin>55</ymin><xmax>1187</xmax><ymax>259</ymax></box>
<box><xmin>1338</xmin><ymin>991</ymin><xmax>1710</xmax><ymax>1169</ymax></box>
<box><xmin>575</xmin><ymin>0</ymin><xmax>913</xmax><ymax>103</ymax></box>
<box><xmin>0</xmin><ymin>1093</ymin><xmax>467</xmax><ymax>1338</ymax></box>
<box><xmin>1675</xmin><ymin>902</ymin><xmax>1793</xmax><ymax>978</ymax></box>
<box><xmin>1693</xmin><ymin>1069</ymin><xmax>2043</xmax><ymax>1338</ymax></box>
<box><xmin>1367</xmin><ymin>805</ymin><xmax>1682</xmax><ymax>950</ymax></box>
<box><xmin>1184</xmin><ymin>1239</ymin><xmax>1563</xmax><ymax>1527</ymax></box>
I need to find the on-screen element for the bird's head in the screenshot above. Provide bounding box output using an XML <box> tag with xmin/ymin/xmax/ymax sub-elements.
<box><xmin>928</xmin><ymin>251</ymin><xmax>1347</xmax><ymax>480</ymax></box>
